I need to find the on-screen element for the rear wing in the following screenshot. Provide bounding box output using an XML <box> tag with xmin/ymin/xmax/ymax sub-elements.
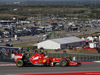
<box><xmin>14</xmin><ymin>54</ymin><xmax>23</xmax><ymax>62</ymax></box>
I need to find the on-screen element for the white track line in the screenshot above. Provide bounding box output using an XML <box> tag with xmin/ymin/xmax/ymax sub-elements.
<box><xmin>0</xmin><ymin>64</ymin><xmax>16</xmax><ymax>66</ymax></box>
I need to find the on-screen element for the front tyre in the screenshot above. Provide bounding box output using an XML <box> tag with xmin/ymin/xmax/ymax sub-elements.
<box><xmin>59</xmin><ymin>59</ymin><xmax>68</xmax><ymax>67</ymax></box>
<box><xmin>16</xmin><ymin>60</ymin><xmax>24</xmax><ymax>67</ymax></box>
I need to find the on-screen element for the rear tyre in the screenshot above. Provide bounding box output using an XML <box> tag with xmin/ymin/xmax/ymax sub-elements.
<box><xmin>59</xmin><ymin>59</ymin><xmax>68</xmax><ymax>67</ymax></box>
<box><xmin>16</xmin><ymin>60</ymin><xmax>24</xmax><ymax>67</ymax></box>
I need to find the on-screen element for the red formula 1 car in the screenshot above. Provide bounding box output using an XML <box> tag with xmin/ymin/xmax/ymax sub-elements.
<box><xmin>14</xmin><ymin>53</ymin><xmax>81</xmax><ymax>67</ymax></box>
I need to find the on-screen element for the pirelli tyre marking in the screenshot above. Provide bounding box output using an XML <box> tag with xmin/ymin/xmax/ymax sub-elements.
<box><xmin>59</xmin><ymin>59</ymin><xmax>68</xmax><ymax>67</ymax></box>
<box><xmin>16</xmin><ymin>60</ymin><xmax>24</xmax><ymax>67</ymax></box>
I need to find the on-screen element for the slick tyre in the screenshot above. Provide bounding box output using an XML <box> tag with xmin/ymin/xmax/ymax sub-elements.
<box><xmin>59</xmin><ymin>59</ymin><xmax>68</xmax><ymax>67</ymax></box>
<box><xmin>16</xmin><ymin>60</ymin><xmax>24</xmax><ymax>67</ymax></box>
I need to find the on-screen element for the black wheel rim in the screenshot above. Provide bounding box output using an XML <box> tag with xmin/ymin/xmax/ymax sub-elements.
<box><xmin>17</xmin><ymin>61</ymin><xmax>23</xmax><ymax>67</ymax></box>
<box><xmin>61</xmin><ymin>60</ymin><xmax>67</xmax><ymax>66</ymax></box>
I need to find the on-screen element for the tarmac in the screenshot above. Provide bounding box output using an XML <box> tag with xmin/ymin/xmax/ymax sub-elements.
<box><xmin>0</xmin><ymin>61</ymin><xmax>100</xmax><ymax>66</ymax></box>
<box><xmin>0</xmin><ymin>63</ymin><xmax>100</xmax><ymax>74</ymax></box>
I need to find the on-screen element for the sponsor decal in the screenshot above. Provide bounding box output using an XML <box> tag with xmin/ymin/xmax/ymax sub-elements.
<box><xmin>32</xmin><ymin>56</ymin><xmax>39</xmax><ymax>60</ymax></box>
<box><xmin>14</xmin><ymin>56</ymin><xmax>22</xmax><ymax>61</ymax></box>
<box><xmin>15</xmin><ymin>56</ymin><xmax>22</xmax><ymax>60</ymax></box>
<box><xmin>14</xmin><ymin>54</ymin><xmax>23</xmax><ymax>61</ymax></box>
<box><xmin>39</xmin><ymin>60</ymin><xmax>42</xmax><ymax>63</ymax></box>
<box><xmin>32</xmin><ymin>56</ymin><xmax>34</xmax><ymax>59</ymax></box>
<box><xmin>43</xmin><ymin>60</ymin><xmax>46</xmax><ymax>63</ymax></box>
<box><xmin>53</xmin><ymin>58</ymin><xmax>55</xmax><ymax>61</ymax></box>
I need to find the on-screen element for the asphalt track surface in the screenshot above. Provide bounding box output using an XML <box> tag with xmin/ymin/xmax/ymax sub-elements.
<box><xmin>0</xmin><ymin>63</ymin><xmax>100</xmax><ymax>74</ymax></box>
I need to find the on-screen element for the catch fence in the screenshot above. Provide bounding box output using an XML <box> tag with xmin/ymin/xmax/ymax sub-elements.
<box><xmin>47</xmin><ymin>53</ymin><xmax>100</xmax><ymax>61</ymax></box>
<box><xmin>0</xmin><ymin>52</ymin><xmax>100</xmax><ymax>62</ymax></box>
